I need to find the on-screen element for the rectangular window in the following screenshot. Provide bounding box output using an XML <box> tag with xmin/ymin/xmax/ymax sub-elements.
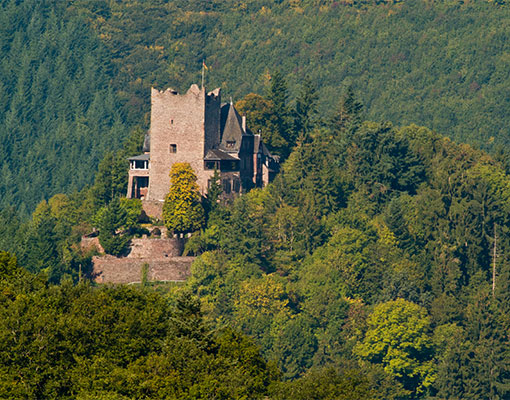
<box><xmin>133</xmin><ymin>160</ymin><xmax>148</xmax><ymax>169</ymax></box>
<box><xmin>233</xmin><ymin>179</ymin><xmax>240</xmax><ymax>193</ymax></box>
<box><xmin>222</xmin><ymin>179</ymin><xmax>231</xmax><ymax>194</ymax></box>
<box><xmin>226</xmin><ymin>141</ymin><xmax>235</xmax><ymax>149</ymax></box>
<box><xmin>204</xmin><ymin>161</ymin><xmax>218</xmax><ymax>170</ymax></box>
<box><xmin>169</xmin><ymin>144</ymin><xmax>177</xmax><ymax>153</ymax></box>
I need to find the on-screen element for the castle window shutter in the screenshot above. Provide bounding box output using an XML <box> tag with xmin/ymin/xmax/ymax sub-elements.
<box><xmin>169</xmin><ymin>144</ymin><xmax>177</xmax><ymax>153</ymax></box>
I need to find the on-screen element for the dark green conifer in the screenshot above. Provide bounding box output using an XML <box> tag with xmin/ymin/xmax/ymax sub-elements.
<box><xmin>293</xmin><ymin>76</ymin><xmax>318</xmax><ymax>144</ymax></box>
<box><xmin>97</xmin><ymin>197</ymin><xmax>130</xmax><ymax>256</ymax></box>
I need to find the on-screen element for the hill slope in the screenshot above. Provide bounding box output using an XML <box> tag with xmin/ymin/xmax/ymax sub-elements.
<box><xmin>4</xmin><ymin>0</ymin><xmax>510</xmax><ymax>212</ymax></box>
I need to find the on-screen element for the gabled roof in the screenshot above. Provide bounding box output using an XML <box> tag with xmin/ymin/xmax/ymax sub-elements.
<box><xmin>219</xmin><ymin>102</ymin><xmax>251</xmax><ymax>153</ymax></box>
<box><xmin>204</xmin><ymin>149</ymin><xmax>239</xmax><ymax>161</ymax></box>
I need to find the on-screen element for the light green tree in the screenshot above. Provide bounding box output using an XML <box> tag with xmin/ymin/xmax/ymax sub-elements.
<box><xmin>355</xmin><ymin>298</ymin><xmax>436</xmax><ymax>396</ymax></box>
<box><xmin>163</xmin><ymin>163</ymin><xmax>205</xmax><ymax>235</ymax></box>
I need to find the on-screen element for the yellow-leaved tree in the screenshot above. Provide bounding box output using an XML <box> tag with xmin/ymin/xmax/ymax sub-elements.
<box><xmin>163</xmin><ymin>163</ymin><xmax>205</xmax><ymax>235</ymax></box>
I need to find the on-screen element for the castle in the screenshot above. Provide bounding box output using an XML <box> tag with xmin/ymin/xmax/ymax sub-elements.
<box><xmin>127</xmin><ymin>84</ymin><xmax>279</xmax><ymax>205</ymax></box>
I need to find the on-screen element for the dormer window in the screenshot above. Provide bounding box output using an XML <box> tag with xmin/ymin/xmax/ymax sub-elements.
<box><xmin>169</xmin><ymin>144</ymin><xmax>177</xmax><ymax>153</ymax></box>
<box><xmin>226</xmin><ymin>140</ymin><xmax>235</xmax><ymax>149</ymax></box>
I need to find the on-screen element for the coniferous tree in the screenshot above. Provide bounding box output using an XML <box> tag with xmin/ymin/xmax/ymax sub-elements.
<box><xmin>266</xmin><ymin>71</ymin><xmax>292</xmax><ymax>157</ymax></box>
<box><xmin>92</xmin><ymin>152</ymin><xmax>128</xmax><ymax>207</ymax></box>
<box><xmin>97</xmin><ymin>197</ymin><xmax>130</xmax><ymax>256</ymax></box>
<box><xmin>23</xmin><ymin>201</ymin><xmax>60</xmax><ymax>274</ymax></box>
<box><xmin>330</xmin><ymin>87</ymin><xmax>363</xmax><ymax>137</ymax></box>
<box><xmin>204</xmin><ymin>168</ymin><xmax>222</xmax><ymax>219</ymax></box>
<box><xmin>293</xmin><ymin>76</ymin><xmax>318</xmax><ymax>144</ymax></box>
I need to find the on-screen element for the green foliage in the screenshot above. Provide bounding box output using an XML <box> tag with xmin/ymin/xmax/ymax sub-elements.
<box><xmin>163</xmin><ymin>163</ymin><xmax>205</xmax><ymax>234</ymax></box>
<box><xmin>5</xmin><ymin>3</ymin><xmax>510</xmax><ymax>393</ymax></box>
<box><xmin>265</xmin><ymin>71</ymin><xmax>292</xmax><ymax>157</ymax></box>
<box><xmin>329</xmin><ymin>86</ymin><xmax>363</xmax><ymax>136</ymax></box>
<box><xmin>270</xmin><ymin>367</ymin><xmax>376</xmax><ymax>400</ymax></box>
<box><xmin>203</xmin><ymin>168</ymin><xmax>222</xmax><ymax>219</ymax></box>
<box><xmin>235</xmin><ymin>93</ymin><xmax>273</xmax><ymax>138</ymax></box>
<box><xmin>23</xmin><ymin>200</ymin><xmax>61</xmax><ymax>274</ymax></box>
<box><xmin>293</xmin><ymin>76</ymin><xmax>319</xmax><ymax>143</ymax></box>
<box><xmin>355</xmin><ymin>299</ymin><xmax>436</xmax><ymax>396</ymax></box>
<box><xmin>92</xmin><ymin>152</ymin><xmax>129</xmax><ymax>208</ymax></box>
<box><xmin>141</xmin><ymin>262</ymin><xmax>149</xmax><ymax>287</ymax></box>
<box><xmin>0</xmin><ymin>251</ymin><xmax>23</xmax><ymax>281</ymax></box>
<box><xmin>5</xmin><ymin>0</ymin><xmax>510</xmax><ymax>217</ymax></box>
<box><xmin>0</xmin><ymin>0</ymin><xmax>129</xmax><ymax>214</ymax></box>
<box><xmin>0</xmin><ymin>273</ymin><xmax>274</xmax><ymax>399</ymax></box>
<box><xmin>96</xmin><ymin>197</ymin><xmax>130</xmax><ymax>256</ymax></box>
<box><xmin>119</xmin><ymin>198</ymin><xmax>143</xmax><ymax>230</ymax></box>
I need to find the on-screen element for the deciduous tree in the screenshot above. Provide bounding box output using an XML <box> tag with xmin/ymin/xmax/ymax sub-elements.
<box><xmin>355</xmin><ymin>299</ymin><xmax>436</xmax><ymax>396</ymax></box>
<box><xmin>163</xmin><ymin>163</ymin><xmax>205</xmax><ymax>235</ymax></box>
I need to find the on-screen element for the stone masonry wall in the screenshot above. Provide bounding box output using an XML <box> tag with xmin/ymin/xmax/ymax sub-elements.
<box><xmin>128</xmin><ymin>237</ymin><xmax>184</xmax><ymax>258</ymax></box>
<box><xmin>141</xmin><ymin>200</ymin><xmax>164</xmax><ymax>219</ymax></box>
<box><xmin>148</xmin><ymin>85</ymin><xmax>217</xmax><ymax>201</ymax></box>
<box><xmin>91</xmin><ymin>236</ymin><xmax>193</xmax><ymax>284</ymax></box>
<box><xmin>92</xmin><ymin>256</ymin><xmax>193</xmax><ymax>284</ymax></box>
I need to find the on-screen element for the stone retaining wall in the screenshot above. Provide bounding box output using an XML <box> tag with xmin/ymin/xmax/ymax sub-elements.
<box><xmin>142</xmin><ymin>200</ymin><xmax>164</xmax><ymax>219</ymax></box>
<box><xmin>128</xmin><ymin>237</ymin><xmax>184</xmax><ymax>258</ymax></box>
<box><xmin>92</xmin><ymin>256</ymin><xmax>194</xmax><ymax>284</ymax></box>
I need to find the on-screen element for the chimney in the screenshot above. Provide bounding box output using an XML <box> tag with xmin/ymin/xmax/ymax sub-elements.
<box><xmin>242</xmin><ymin>115</ymin><xmax>246</xmax><ymax>133</ymax></box>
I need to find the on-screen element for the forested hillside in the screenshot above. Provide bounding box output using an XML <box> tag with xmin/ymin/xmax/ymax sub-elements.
<box><xmin>0</xmin><ymin>0</ymin><xmax>130</xmax><ymax>215</ymax></box>
<box><xmin>183</xmin><ymin>88</ymin><xmax>510</xmax><ymax>398</ymax></box>
<box><xmin>0</xmin><ymin>252</ymin><xmax>275</xmax><ymax>399</ymax></box>
<box><xmin>4</xmin><ymin>0</ymin><xmax>510</xmax><ymax>212</ymax></box>
<box><xmin>3</xmin><ymin>0</ymin><xmax>510</xmax><ymax>397</ymax></box>
<box><xmin>3</xmin><ymin>83</ymin><xmax>510</xmax><ymax>397</ymax></box>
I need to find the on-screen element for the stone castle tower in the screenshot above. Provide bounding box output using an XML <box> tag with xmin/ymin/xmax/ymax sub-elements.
<box><xmin>127</xmin><ymin>84</ymin><xmax>278</xmax><ymax>208</ymax></box>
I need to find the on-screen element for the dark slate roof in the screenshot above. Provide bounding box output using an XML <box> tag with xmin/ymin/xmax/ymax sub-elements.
<box><xmin>204</xmin><ymin>149</ymin><xmax>239</xmax><ymax>161</ymax></box>
<box><xmin>253</xmin><ymin>134</ymin><xmax>261</xmax><ymax>154</ymax></box>
<box><xmin>219</xmin><ymin>103</ymin><xmax>250</xmax><ymax>153</ymax></box>
<box><xmin>260</xmin><ymin>142</ymin><xmax>272</xmax><ymax>158</ymax></box>
<box><xmin>128</xmin><ymin>153</ymin><xmax>150</xmax><ymax>161</ymax></box>
<box><xmin>142</xmin><ymin>133</ymin><xmax>150</xmax><ymax>152</ymax></box>
<box><xmin>220</xmin><ymin>103</ymin><xmax>230</xmax><ymax>134</ymax></box>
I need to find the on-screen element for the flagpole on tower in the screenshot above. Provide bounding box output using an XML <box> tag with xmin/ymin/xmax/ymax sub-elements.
<box><xmin>201</xmin><ymin>60</ymin><xmax>205</xmax><ymax>89</ymax></box>
<box><xmin>202</xmin><ymin>59</ymin><xmax>206</xmax><ymax>89</ymax></box>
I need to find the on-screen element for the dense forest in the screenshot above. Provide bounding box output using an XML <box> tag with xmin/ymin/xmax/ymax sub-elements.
<box><xmin>3</xmin><ymin>0</ymin><xmax>510</xmax><ymax>398</ymax></box>
<box><xmin>3</xmin><ymin>79</ymin><xmax>510</xmax><ymax>397</ymax></box>
<box><xmin>4</xmin><ymin>0</ymin><xmax>510</xmax><ymax>212</ymax></box>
